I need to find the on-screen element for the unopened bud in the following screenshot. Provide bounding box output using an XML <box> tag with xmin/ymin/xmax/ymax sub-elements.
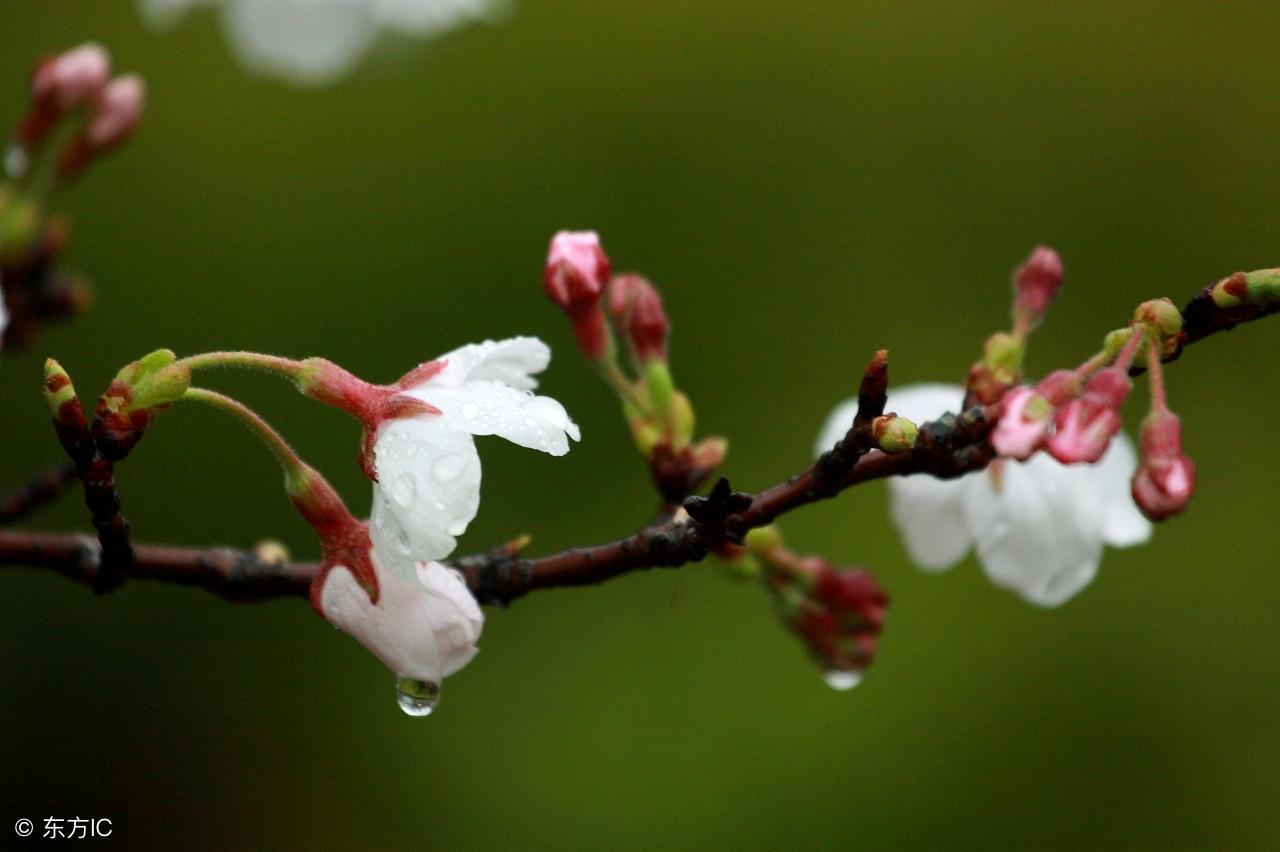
<box><xmin>19</xmin><ymin>43</ymin><xmax>111</xmax><ymax>148</ymax></box>
<box><xmin>983</xmin><ymin>332</ymin><xmax>1023</xmax><ymax>380</ymax></box>
<box><xmin>1132</xmin><ymin>409</ymin><xmax>1195</xmax><ymax>521</ymax></box>
<box><xmin>254</xmin><ymin>539</ymin><xmax>291</xmax><ymax>565</ymax></box>
<box><xmin>1046</xmin><ymin>369</ymin><xmax>1130</xmax><ymax>464</ymax></box>
<box><xmin>991</xmin><ymin>386</ymin><xmax>1051</xmax><ymax>460</ymax></box>
<box><xmin>113</xmin><ymin>349</ymin><xmax>190</xmax><ymax>412</ymax></box>
<box><xmin>1134</xmin><ymin>298</ymin><xmax>1183</xmax><ymax>357</ymax></box>
<box><xmin>1013</xmin><ymin>245</ymin><xmax>1064</xmax><ymax>321</ymax></box>
<box><xmin>691</xmin><ymin>436</ymin><xmax>728</xmax><ymax>472</ymax></box>
<box><xmin>872</xmin><ymin>414</ymin><xmax>917</xmax><ymax>452</ymax></box>
<box><xmin>57</xmin><ymin>75</ymin><xmax>146</xmax><ymax>179</ymax></box>
<box><xmin>769</xmin><ymin>559</ymin><xmax>888</xmax><ymax>681</ymax></box>
<box><xmin>608</xmin><ymin>273</ymin><xmax>669</xmax><ymax>364</ymax></box>
<box><xmin>543</xmin><ymin>230</ymin><xmax>613</xmax><ymax>360</ymax></box>
<box><xmin>43</xmin><ymin>358</ymin><xmax>93</xmax><ymax>463</ymax></box>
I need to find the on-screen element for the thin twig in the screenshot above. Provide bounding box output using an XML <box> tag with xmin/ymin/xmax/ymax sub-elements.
<box><xmin>0</xmin><ymin>461</ymin><xmax>78</xmax><ymax>524</ymax></box>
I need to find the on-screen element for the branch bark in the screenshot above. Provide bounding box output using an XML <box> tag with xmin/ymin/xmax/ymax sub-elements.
<box><xmin>0</xmin><ymin>275</ymin><xmax>1269</xmax><ymax>607</ymax></box>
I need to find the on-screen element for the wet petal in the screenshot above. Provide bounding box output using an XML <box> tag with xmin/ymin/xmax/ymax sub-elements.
<box><xmin>963</xmin><ymin>454</ymin><xmax>1106</xmax><ymax>607</ymax></box>
<box><xmin>408</xmin><ymin>381</ymin><xmax>580</xmax><ymax>455</ymax></box>
<box><xmin>371</xmin><ymin>415</ymin><xmax>482</xmax><ymax>575</ymax></box>
<box><xmin>427</xmin><ymin>336</ymin><xmax>551</xmax><ymax>390</ymax></box>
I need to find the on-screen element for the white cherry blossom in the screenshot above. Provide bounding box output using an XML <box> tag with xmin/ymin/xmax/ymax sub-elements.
<box><xmin>139</xmin><ymin>0</ymin><xmax>511</xmax><ymax>86</ymax></box>
<box><xmin>815</xmin><ymin>383</ymin><xmax>1151</xmax><ymax>607</ymax></box>
<box><xmin>370</xmin><ymin>336</ymin><xmax>579</xmax><ymax>583</ymax></box>
<box><xmin>320</xmin><ymin>549</ymin><xmax>482</xmax><ymax>687</ymax></box>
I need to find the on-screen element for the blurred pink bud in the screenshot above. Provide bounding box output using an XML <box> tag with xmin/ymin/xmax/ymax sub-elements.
<box><xmin>37</xmin><ymin>43</ymin><xmax>111</xmax><ymax>112</ymax></box>
<box><xmin>991</xmin><ymin>386</ymin><xmax>1051</xmax><ymax>460</ymax></box>
<box><xmin>607</xmin><ymin>273</ymin><xmax>669</xmax><ymax>363</ymax></box>
<box><xmin>86</xmin><ymin>75</ymin><xmax>145</xmax><ymax>149</ymax></box>
<box><xmin>1132</xmin><ymin>410</ymin><xmax>1195</xmax><ymax>521</ymax></box>
<box><xmin>544</xmin><ymin>231</ymin><xmax>612</xmax><ymax>360</ymax></box>
<box><xmin>1047</xmin><ymin>369</ymin><xmax>1131</xmax><ymax>464</ymax></box>
<box><xmin>18</xmin><ymin>43</ymin><xmax>112</xmax><ymax>148</ymax></box>
<box><xmin>56</xmin><ymin>75</ymin><xmax>146</xmax><ymax>179</ymax></box>
<box><xmin>1014</xmin><ymin>245</ymin><xmax>1064</xmax><ymax>317</ymax></box>
<box><xmin>782</xmin><ymin>561</ymin><xmax>887</xmax><ymax>681</ymax></box>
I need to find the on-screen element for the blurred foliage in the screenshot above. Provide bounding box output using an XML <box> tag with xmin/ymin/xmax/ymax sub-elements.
<box><xmin>1</xmin><ymin>1</ymin><xmax>1279</xmax><ymax>848</ymax></box>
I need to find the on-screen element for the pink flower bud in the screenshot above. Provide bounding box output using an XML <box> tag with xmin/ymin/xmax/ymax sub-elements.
<box><xmin>607</xmin><ymin>273</ymin><xmax>669</xmax><ymax>363</ymax></box>
<box><xmin>1014</xmin><ymin>245</ymin><xmax>1064</xmax><ymax>317</ymax></box>
<box><xmin>37</xmin><ymin>43</ymin><xmax>112</xmax><ymax>112</ymax></box>
<box><xmin>544</xmin><ymin>231</ymin><xmax>610</xmax><ymax>316</ymax></box>
<box><xmin>1132</xmin><ymin>410</ymin><xmax>1195</xmax><ymax>521</ymax></box>
<box><xmin>86</xmin><ymin>75</ymin><xmax>145</xmax><ymax>150</ymax></box>
<box><xmin>1047</xmin><ymin>369</ymin><xmax>1131</xmax><ymax>464</ymax></box>
<box><xmin>544</xmin><ymin>231</ymin><xmax>611</xmax><ymax>360</ymax></box>
<box><xmin>56</xmin><ymin>75</ymin><xmax>146</xmax><ymax>179</ymax></box>
<box><xmin>991</xmin><ymin>386</ymin><xmax>1051</xmax><ymax>460</ymax></box>
<box><xmin>769</xmin><ymin>558</ymin><xmax>887</xmax><ymax>681</ymax></box>
<box><xmin>18</xmin><ymin>43</ymin><xmax>112</xmax><ymax>148</ymax></box>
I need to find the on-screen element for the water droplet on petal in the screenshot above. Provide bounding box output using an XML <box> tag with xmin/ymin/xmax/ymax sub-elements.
<box><xmin>395</xmin><ymin>677</ymin><xmax>440</xmax><ymax>717</ymax></box>
<box><xmin>432</xmin><ymin>453</ymin><xmax>467</xmax><ymax>483</ymax></box>
<box><xmin>824</xmin><ymin>669</ymin><xmax>863</xmax><ymax>691</ymax></box>
<box><xmin>462</xmin><ymin>403</ymin><xmax>480</xmax><ymax>420</ymax></box>
<box><xmin>390</xmin><ymin>473</ymin><xmax>416</xmax><ymax>507</ymax></box>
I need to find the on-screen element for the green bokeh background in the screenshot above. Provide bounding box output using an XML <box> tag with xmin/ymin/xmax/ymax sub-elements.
<box><xmin>2</xmin><ymin>2</ymin><xmax>1278</xmax><ymax>848</ymax></box>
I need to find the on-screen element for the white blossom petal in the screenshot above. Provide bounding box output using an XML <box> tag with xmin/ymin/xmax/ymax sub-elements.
<box><xmin>963</xmin><ymin>454</ymin><xmax>1107</xmax><ymax>607</ymax></box>
<box><xmin>883</xmin><ymin>382</ymin><xmax>966</xmax><ymax>425</ymax></box>
<box><xmin>372</xmin><ymin>415</ymin><xmax>482</xmax><ymax>575</ymax></box>
<box><xmin>428</xmin><ymin>336</ymin><xmax>551</xmax><ymax>390</ymax></box>
<box><xmin>409</xmin><ymin>382</ymin><xmax>579</xmax><ymax>456</ymax></box>
<box><xmin>418</xmin><ymin>561</ymin><xmax>484</xmax><ymax>677</ymax></box>
<box><xmin>138</xmin><ymin>0</ymin><xmax>506</xmax><ymax>86</ymax></box>
<box><xmin>889</xmin><ymin>473</ymin><xmax>973</xmax><ymax>571</ymax></box>
<box><xmin>222</xmin><ymin>0</ymin><xmax>380</xmax><ymax>86</ymax></box>
<box><xmin>813</xmin><ymin>398</ymin><xmax>859</xmax><ymax>457</ymax></box>
<box><xmin>319</xmin><ymin>550</ymin><xmax>483</xmax><ymax>684</ymax></box>
<box><xmin>1093</xmin><ymin>434</ymin><xmax>1154</xmax><ymax>548</ymax></box>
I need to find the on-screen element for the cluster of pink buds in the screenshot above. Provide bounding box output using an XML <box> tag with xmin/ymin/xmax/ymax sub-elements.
<box><xmin>966</xmin><ymin>246</ymin><xmax>1065</xmax><ymax>406</ymax></box>
<box><xmin>1</xmin><ymin>44</ymin><xmax>145</xmax><ymax>350</ymax></box>
<box><xmin>990</xmin><ymin>298</ymin><xmax>1195</xmax><ymax>521</ymax></box>
<box><xmin>543</xmin><ymin>230</ymin><xmax>672</xmax><ymax>370</ymax></box>
<box><xmin>543</xmin><ymin>231</ymin><xmax>724</xmax><ymax>490</ymax></box>
<box><xmin>762</xmin><ymin>551</ymin><xmax>888</xmax><ymax>689</ymax></box>
<box><xmin>12</xmin><ymin>43</ymin><xmax>144</xmax><ymax>181</ymax></box>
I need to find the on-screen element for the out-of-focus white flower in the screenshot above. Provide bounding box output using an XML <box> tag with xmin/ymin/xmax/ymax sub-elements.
<box><xmin>138</xmin><ymin>0</ymin><xmax>511</xmax><ymax>86</ymax></box>
<box><xmin>320</xmin><ymin>547</ymin><xmax>482</xmax><ymax>689</ymax></box>
<box><xmin>0</xmin><ymin>276</ymin><xmax>8</xmax><ymax>348</ymax></box>
<box><xmin>815</xmin><ymin>383</ymin><xmax>1151</xmax><ymax>607</ymax></box>
<box><xmin>370</xmin><ymin>336</ymin><xmax>579</xmax><ymax>582</ymax></box>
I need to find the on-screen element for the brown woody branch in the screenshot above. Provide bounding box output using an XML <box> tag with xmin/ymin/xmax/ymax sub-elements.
<box><xmin>0</xmin><ymin>461</ymin><xmax>78</xmax><ymax>524</ymax></box>
<box><xmin>0</xmin><ymin>276</ymin><xmax>1268</xmax><ymax>606</ymax></box>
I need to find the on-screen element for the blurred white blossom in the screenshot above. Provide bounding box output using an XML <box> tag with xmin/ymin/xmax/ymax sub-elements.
<box><xmin>139</xmin><ymin>0</ymin><xmax>511</xmax><ymax>86</ymax></box>
<box><xmin>816</xmin><ymin>383</ymin><xmax>1151</xmax><ymax>607</ymax></box>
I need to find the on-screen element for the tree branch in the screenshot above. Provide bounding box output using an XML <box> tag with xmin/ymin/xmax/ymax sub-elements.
<box><xmin>2</xmin><ymin>274</ymin><xmax>1271</xmax><ymax>607</ymax></box>
<box><xmin>0</xmin><ymin>461</ymin><xmax>78</xmax><ymax>524</ymax></box>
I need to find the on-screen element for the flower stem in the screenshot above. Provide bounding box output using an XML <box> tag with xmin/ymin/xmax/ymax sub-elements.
<box><xmin>177</xmin><ymin>351</ymin><xmax>307</xmax><ymax>382</ymax></box>
<box><xmin>181</xmin><ymin>387</ymin><xmax>308</xmax><ymax>478</ymax></box>
<box><xmin>595</xmin><ymin>354</ymin><xmax>651</xmax><ymax>412</ymax></box>
<box><xmin>1111</xmin><ymin>325</ymin><xmax>1147</xmax><ymax>373</ymax></box>
<box><xmin>1146</xmin><ymin>335</ymin><xmax>1168</xmax><ymax>412</ymax></box>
